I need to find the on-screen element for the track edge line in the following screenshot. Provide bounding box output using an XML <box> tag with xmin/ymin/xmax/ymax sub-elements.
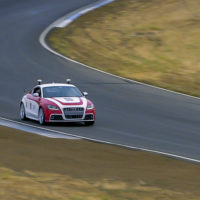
<box><xmin>0</xmin><ymin>116</ymin><xmax>200</xmax><ymax>164</ymax></box>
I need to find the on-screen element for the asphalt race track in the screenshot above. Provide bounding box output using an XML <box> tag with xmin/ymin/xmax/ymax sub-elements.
<box><xmin>1</xmin><ymin>0</ymin><xmax>200</xmax><ymax>160</ymax></box>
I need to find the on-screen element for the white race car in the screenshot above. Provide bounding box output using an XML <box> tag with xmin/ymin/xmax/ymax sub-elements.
<box><xmin>20</xmin><ymin>80</ymin><xmax>95</xmax><ymax>125</ymax></box>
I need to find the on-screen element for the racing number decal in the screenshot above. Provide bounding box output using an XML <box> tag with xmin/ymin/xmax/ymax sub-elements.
<box><xmin>25</xmin><ymin>97</ymin><xmax>39</xmax><ymax>119</ymax></box>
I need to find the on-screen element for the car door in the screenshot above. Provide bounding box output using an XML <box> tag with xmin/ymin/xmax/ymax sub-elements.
<box><xmin>26</xmin><ymin>87</ymin><xmax>41</xmax><ymax>119</ymax></box>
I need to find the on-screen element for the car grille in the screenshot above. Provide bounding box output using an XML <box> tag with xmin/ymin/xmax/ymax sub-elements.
<box><xmin>64</xmin><ymin>107</ymin><xmax>84</xmax><ymax>112</ymax></box>
<box><xmin>63</xmin><ymin>107</ymin><xmax>84</xmax><ymax>119</ymax></box>
<box><xmin>65</xmin><ymin>115</ymin><xmax>83</xmax><ymax>119</ymax></box>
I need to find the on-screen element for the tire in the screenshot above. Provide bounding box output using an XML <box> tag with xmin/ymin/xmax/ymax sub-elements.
<box><xmin>38</xmin><ymin>108</ymin><xmax>45</xmax><ymax>125</ymax></box>
<box><xmin>20</xmin><ymin>103</ymin><xmax>27</xmax><ymax>120</ymax></box>
<box><xmin>84</xmin><ymin>121</ymin><xmax>95</xmax><ymax>126</ymax></box>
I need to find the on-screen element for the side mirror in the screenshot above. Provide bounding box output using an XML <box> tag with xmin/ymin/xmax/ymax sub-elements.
<box><xmin>83</xmin><ymin>92</ymin><xmax>88</xmax><ymax>96</ymax></box>
<box><xmin>33</xmin><ymin>93</ymin><xmax>39</xmax><ymax>97</ymax></box>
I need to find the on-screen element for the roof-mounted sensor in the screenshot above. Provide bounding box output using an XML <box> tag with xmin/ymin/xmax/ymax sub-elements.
<box><xmin>66</xmin><ymin>79</ymin><xmax>71</xmax><ymax>84</ymax></box>
<box><xmin>37</xmin><ymin>79</ymin><xmax>42</xmax><ymax>85</ymax></box>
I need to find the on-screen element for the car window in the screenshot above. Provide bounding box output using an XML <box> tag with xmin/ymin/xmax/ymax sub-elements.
<box><xmin>32</xmin><ymin>87</ymin><xmax>41</xmax><ymax>97</ymax></box>
<box><xmin>43</xmin><ymin>86</ymin><xmax>83</xmax><ymax>98</ymax></box>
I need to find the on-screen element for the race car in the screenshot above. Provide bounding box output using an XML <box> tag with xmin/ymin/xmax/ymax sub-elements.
<box><xmin>19</xmin><ymin>80</ymin><xmax>95</xmax><ymax>125</ymax></box>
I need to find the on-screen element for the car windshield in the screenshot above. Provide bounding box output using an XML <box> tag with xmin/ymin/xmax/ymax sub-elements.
<box><xmin>43</xmin><ymin>86</ymin><xmax>83</xmax><ymax>98</ymax></box>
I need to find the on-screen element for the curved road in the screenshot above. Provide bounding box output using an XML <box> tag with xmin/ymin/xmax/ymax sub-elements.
<box><xmin>1</xmin><ymin>0</ymin><xmax>200</xmax><ymax>160</ymax></box>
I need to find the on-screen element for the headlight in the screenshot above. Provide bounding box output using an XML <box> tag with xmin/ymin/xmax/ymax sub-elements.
<box><xmin>47</xmin><ymin>105</ymin><xmax>59</xmax><ymax>110</ymax></box>
<box><xmin>87</xmin><ymin>103</ymin><xmax>94</xmax><ymax>110</ymax></box>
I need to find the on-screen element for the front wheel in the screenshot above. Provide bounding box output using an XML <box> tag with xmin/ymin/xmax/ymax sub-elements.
<box><xmin>84</xmin><ymin>121</ymin><xmax>95</xmax><ymax>126</ymax></box>
<box><xmin>20</xmin><ymin>103</ymin><xmax>27</xmax><ymax>120</ymax></box>
<box><xmin>38</xmin><ymin>108</ymin><xmax>45</xmax><ymax>125</ymax></box>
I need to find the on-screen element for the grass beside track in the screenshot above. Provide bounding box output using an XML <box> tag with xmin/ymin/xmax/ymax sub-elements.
<box><xmin>0</xmin><ymin>126</ymin><xmax>200</xmax><ymax>199</ymax></box>
<box><xmin>48</xmin><ymin>0</ymin><xmax>200</xmax><ymax>97</ymax></box>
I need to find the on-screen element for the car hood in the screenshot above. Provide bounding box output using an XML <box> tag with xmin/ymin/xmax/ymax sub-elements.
<box><xmin>45</xmin><ymin>97</ymin><xmax>84</xmax><ymax>106</ymax></box>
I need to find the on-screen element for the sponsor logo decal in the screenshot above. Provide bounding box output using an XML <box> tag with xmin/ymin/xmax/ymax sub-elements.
<box><xmin>64</xmin><ymin>97</ymin><xmax>73</xmax><ymax>101</ymax></box>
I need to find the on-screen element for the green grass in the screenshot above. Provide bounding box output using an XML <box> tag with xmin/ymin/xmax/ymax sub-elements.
<box><xmin>1</xmin><ymin>126</ymin><xmax>200</xmax><ymax>199</ymax></box>
<box><xmin>48</xmin><ymin>0</ymin><xmax>200</xmax><ymax>97</ymax></box>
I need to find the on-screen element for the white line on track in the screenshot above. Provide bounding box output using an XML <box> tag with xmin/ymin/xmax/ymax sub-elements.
<box><xmin>56</xmin><ymin>0</ymin><xmax>115</xmax><ymax>28</ymax></box>
<box><xmin>1</xmin><ymin>116</ymin><xmax>200</xmax><ymax>164</ymax></box>
<box><xmin>0</xmin><ymin>117</ymin><xmax>78</xmax><ymax>139</ymax></box>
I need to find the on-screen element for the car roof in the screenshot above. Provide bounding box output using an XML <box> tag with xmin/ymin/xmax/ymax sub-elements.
<box><xmin>36</xmin><ymin>83</ymin><xmax>76</xmax><ymax>88</ymax></box>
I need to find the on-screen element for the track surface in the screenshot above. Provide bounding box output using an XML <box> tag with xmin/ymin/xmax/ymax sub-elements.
<box><xmin>1</xmin><ymin>0</ymin><xmax>200</xmax><ymax>160</ymax></box>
